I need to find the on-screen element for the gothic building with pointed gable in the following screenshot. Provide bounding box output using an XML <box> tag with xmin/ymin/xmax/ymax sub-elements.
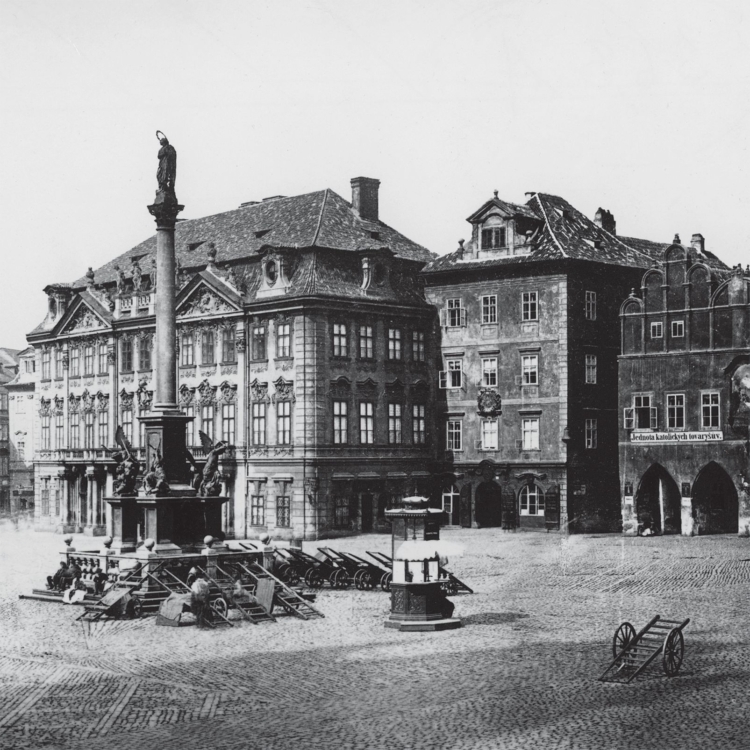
<box><xmin>27</xmin><ymin>178</ymin><xmax>438</xmax><ymax>540</ymax></box>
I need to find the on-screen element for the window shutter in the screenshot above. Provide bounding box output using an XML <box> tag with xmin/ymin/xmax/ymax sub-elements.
<box><xmin>623</xmin><ymin>408</ymin><xmax>634</xmax><ymax>431</ymax></box>
<box><xmin>460</xmin><ymin>308</ymin><xmax>467</xmax><ymax>327</ymax></box>
<box><xmin>650</xmin><ymin>406</ymin><xmax>658</xmax><ymax>430</ymax></box>
<box><xmin>439</xmin><ymin>309</ymin><xmax>446</xmax><ymax>327</ymax></box>
<box><xmin>439</xmin><ymin>371</ymin><xmax>447</xmax><ymax>389</ymax></box>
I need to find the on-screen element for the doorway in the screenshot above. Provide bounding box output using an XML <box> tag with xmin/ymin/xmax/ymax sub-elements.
<box><xmin>691</xmin><ymin>462</ymin><xmax>738</xmax><ymax>534</ymax></box>
<box><xmin>361</xmin><ymin>493</ymin><xmax>373</xmax><ymax>532</ymax></box>
<box><xmin>635</xmin><ymin>464</ymin><xmax>681</xmax><ymax>534</ymax></box>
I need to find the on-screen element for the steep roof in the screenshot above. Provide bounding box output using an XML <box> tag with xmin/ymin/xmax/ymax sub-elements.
<box><xmin>72</xmin><ymin>189</ymin><xmax>433</xmax><ymax>289</ymax></box>
<box><xmin>425</xmin><ymin>192</ymin><xmax>730</xmax><ymax>275</ymax></box>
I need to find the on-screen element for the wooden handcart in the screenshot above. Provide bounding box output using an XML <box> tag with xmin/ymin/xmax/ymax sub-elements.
<box><xmin>599</xmin><ymin>615</ymin><xmax>690</xmax><ymax>683</ymax></box>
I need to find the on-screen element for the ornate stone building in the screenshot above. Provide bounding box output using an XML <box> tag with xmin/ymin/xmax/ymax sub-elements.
<box><xmin>618</xmin><ymin>238</ymin><xmax>746</xmax><ymax>536</ymax></box>
<box><xmin>5</xmin><ymin>347</ymin><xmax>35</xmax><ymax>515</ymax></box>
<box><xmin>27</xmin><ymin>178</ymin><xmax>437</xmax><ymax>540</ymax></box>
<box><xmin>423</xmin><ymin>192</ymin><xmax>680</xmax><ymax>533</ymax></box>
<box><xmin>0</xmin><ymin>347</ymin><xmax>21</xmax><ymax>513</ymax></box>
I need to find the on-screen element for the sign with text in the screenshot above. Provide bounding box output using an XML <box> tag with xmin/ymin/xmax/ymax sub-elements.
<box><xmin>630</xmin><ymin>431</ymin><xmax>723</xmax><ymax>443</ymax></box>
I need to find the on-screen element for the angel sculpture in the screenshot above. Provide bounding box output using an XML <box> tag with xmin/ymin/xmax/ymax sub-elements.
<box><xmin>197</xmin><ymin>430</ymin><xmax>228</xmax><ymax>497</ymax></box>
<box><xmin>144</xmin><ymin>441</ymin><xmax>170</xmax><ymax>496</ymax></box>
<box><xmin>105</xmin><ymin>426</ymin><xmax>140</xmax><ymax>497</ymax></box>
<box><xmin>184</xmin><ymin>447</ymin><xmax>203</xmax><ymax>491</ymax></box>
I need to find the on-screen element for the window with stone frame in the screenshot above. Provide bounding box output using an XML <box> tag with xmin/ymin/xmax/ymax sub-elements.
<box><xmin>121</xmin><ymin>407</ymin><xmax>133</xmax><ymax>444</ymax></box>
<box><xmin>55</xmin><ymin>413</ymin><xmax>64</xmax><ymax>448</ymax></box>
<box><xmin>181</xmin><ymin>332</ymin><xmax>195</xmax><ymax>366</ymax></box>
<box><xmin>41</xmin><ymin>482</ymin><xmax>50</xmax><ymax>516</ymax></box>
<box><xmin>671</xmin><ymin>320</ymin><xmax>685</xmax><ymax>338</ymax></box>
<box><xmin>41</xmin><ymin>350</ymin><xmax>51</xmax><ymax>380</ymax></box>
<box><xmin>83</xmin><ymin>411</ymin><xmax>95</xmax><ymax>449</ymax></box>
<box><xmin>98</xmin><ymin>343</ymin><xmax>108</xmax><ymax>374</ymax></box>
<box><xmin>446</xmin><ymin>420</ymin><xmax>462</xmax><ymax>451</ymax></box>
<box><xmin>482</xmin><ymin>295</ymin><xmax>498</xmax><ymax>324</ymax></box>
<box><xmin>701</xmin><ymin>392</ymin><xmax>720</xmax><ymax>429</ymax></box>
<box><xmin>359</xmin><ymin>325</ymin><xmax>374</xmax><ymax>359</ymax></box>
<box><xmin>413</xmin><ymin>404</ymin><xmax>426</xmax><ymax>444</ymax></box>
<box><xmin>276</xmin><ymin>401</ymin><xmax>291</xmax><ymax>445</ymax></box>
<box><xmin>222</xmin><ymin>402</ymin><xmax>236</xmax><ymax>444</ymax></box>
<box><xmin>481</xmin><ymin>225</ymin><xmax>506</xmax><ymax>250</ymax></box>
<box><xmin>412</xmin><ymin>330</ymin><xmax>425</xmax><ymax>362</ymax></box>
<box><xmin>55</xmin><ymin>348</ymin><xmax>64</xmax><ymax>379</ymax></box>
<box><xmin>388</xmin><ymin>328</ymin><xmax>402</xmax><ymax>360</ymax></box>
<box><xmin>119</xmin><ymin>340</ymin><xmax>132</xmax><ymax>373</ymax></box>
<box><xmin>276</xmin><ymin>322</ymin><xmax>291</xmax><ymax>358</ymax></box>
<box><xmin>276</xmin><ymin>495</ymin><xmax>291</xmax><ymax>527</ymax></box>
<box><xmin>667</xmin><ymin>393</ymin><xmax>686</xmax><ymax>430</ymax></box>
<box><xmin>41</xmin><ymin>415</ymin><xmax>51</xmax><ymax>450</ymax></box>
<box><xmin>70</xmin><ymin>347</ymin><xmax>81</xmax><ymax>377</ymax></box>
<box><xmin>585</xmin><ymin>418</ymin><xmax>598</xmax><ymax>449</ymax></box>
<box><xmin>139</xmin><ymin>336</ymin><xmax>152</xmax><ymax>371</ymax></box>
<box><xmin>388</xmin><ymin>403</ymin><xmax>402</xmax><ymax>444</ymax></box>
<box><xmin>183</xmin><ymin>404</ymin><xmax>195</xmax><ymax>447</ymax></box>
<box><xmin>333</xmin><ymin>400</ymin><xmax>348</xmax><ymax>444</ymax></box>
<box><xmin>585</xmin><ymin>291</ymin><xmax>597</xmax><ymax>320</ymax></box>
<box><xmin>252</xmin><ymin>324</ymin><xmax>267</xmax><ymax>361</ymax></box>
<box><xmin>69</xmin><ymin>412</ymin><xmax>80</xmax><ymax>450</ymax></box>
<box><xmin>481</xmin><ymin>418</ymin><xmax>498</xmax><ymax>450</ymax></box>
<box><xmin>444</xmin><ymin>298</ymin><xmax>466</xmax><ymax>328</ymax></box>
<box><xmin>482</xmin><ymin>357</ymin><xmax>498</xmax><ymax>387</ymax></box>
<box><xmin>522</xmin><ymin>291</ymin><xmax>538</xmax><ymax>321</ymax></box>
<box><xmin>201</xmin><ymin>404</ymin><xmax>215</xmax><ymax>441</ymax></box>
<box><xmin>585</xmin><ymin>354</ymin><xmax>597</xmax><ymax>384</ymax></box>
<box><xmin>222</xmin><ymin>326</ymin><xmax>237</xmax><ymax>363</ymax></box>
<box><xmin>252</xmin><ymin>402</ymin><xmax>266</xmax><ymax>445</ymax></box>
<box><xmin>521</xmin><ymin>354</ymin><xmax>538</xmax><ymax>385</ymax></box>
<box><xmin>98</xmin><ymin>410</ymin><xmax>109</xmax><ymax>447</ymax></box>
<box><xmin>333</xmin><ymin>323</ymin><xmax>348</xmax><ymax>358</ymax></box>
<box><xmin>201</xmin><ymin>329</ymin><xmax>215</xmax><ymax>365</ymax></box>
<box><xmin>521</xmin><ymin>417</ymin><xmax>539</xmax><ymax>450</ymax></box>
<box><xmin>439</xmin><ymin>358</ymin><xmax>463</xmax><ymax>389</ymax></box>
<box><xmin>250</xmin><ymin>495</ymin><xmax>265</xmax><ymax>526</ymax></box>
<box><xmin>650</xmin><ymin>321</ymin><xmax>663</xmax><ymax>339</ymax></box>
<box><xmin>520</xmin><ymin>484</ymin><xmax>545</xmax><ymax>516</ymax></box>
<box><xmin>359</xmin><ymin>401</ymin><xmax>374</xmax><ymax>444</ymax></box>
<box><xmin>84</xmin><ymin>344</ymin><xmax>94</xmax><ymax>376</ymax></box>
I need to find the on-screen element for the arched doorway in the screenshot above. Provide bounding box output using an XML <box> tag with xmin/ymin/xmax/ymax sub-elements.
<box><xmin>441</xmin><ymin>485</ymin><xmax>461</xmax><ymax>526</ymax></box>
<box><xmin>692</xmin><ymin>462</ymin><xmax>738</xmax><ymax>534</ymax></box>
<box><xmin>635</xmin><ymin>464</ymin><xmax>681</xmax><ymax>534</ymax></box>
<box><xmin>518</xmin><ymin>484</ymin><xmax>545</xmax><ymax>529</ymax></box>
<box><xmin>475</xmin><ymin>481</ymin><xmax>502</xmax><ymax>527</ymax></box>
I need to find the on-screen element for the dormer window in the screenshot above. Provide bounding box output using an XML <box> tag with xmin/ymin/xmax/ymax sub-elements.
<box><xmin>481</xmin><ymin>227</ymin><xmax>506</xmax><ymax>249</ymax></box>
<box><xmin>265</xmin><ymin>260</ymin><xmax>277</xmax><ymax>286</ymax></box>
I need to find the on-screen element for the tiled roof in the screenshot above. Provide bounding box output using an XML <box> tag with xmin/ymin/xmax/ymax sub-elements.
<box><xmin>72</xmin><ymin>189</ymin><xmax>433</xmax><ymax>289</ymax></box>
<box><xmin>425</xmin><ymin>193</ymin><xmax>730</xmax><ymax>275</ymax></box>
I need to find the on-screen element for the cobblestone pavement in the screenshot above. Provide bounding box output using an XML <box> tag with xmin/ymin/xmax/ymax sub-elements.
<box><xmin>1</xmin><ymin>518</ymin><xmax>750</xmax><ymax>749</ymax></box>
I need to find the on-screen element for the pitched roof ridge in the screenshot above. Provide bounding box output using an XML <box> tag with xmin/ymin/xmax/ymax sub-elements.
<box><xmin>311</xmin><ymin>188</ymin><xmax>329</xmax><ymax>247</ymax></box>
<box><xmin>532</xmin><ymin>193</ymin><xmax>568</xmax><ymax>259</ymax></box>
<box><xmin>604</xmin><ymin>229</ymin><xmax>663</xmax><ymax>263</ymax></box>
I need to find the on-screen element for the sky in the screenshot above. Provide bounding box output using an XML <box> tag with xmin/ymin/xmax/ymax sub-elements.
<box><xmin>0</xmin><ymin>0</ymin><xmax>748</xmax><ymax>349</ymax></box>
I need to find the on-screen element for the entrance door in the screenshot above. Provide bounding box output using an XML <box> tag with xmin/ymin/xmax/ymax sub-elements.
<box><xmin>441</xmin><ymin>486</ymin><xmax>461</xmax><ymax>526</ymax></box>
<box><xmin>361</xmin><ymin>493</ymin><xmax>373</xmax><ymax>532</ymax></box>
<box><xmin>692</xmin><ymin>462</ymin><xmax>738</xmax><ymax>534</ymax></box>
<box><xmin>635</xmin><ymin>464</ymin><xmax>681</xmax><ymax>534</ymax></box>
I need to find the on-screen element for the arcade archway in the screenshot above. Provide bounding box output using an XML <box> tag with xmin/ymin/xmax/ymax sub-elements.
<box><xmin>692</xmin><ymin>462</ymin><xmax>738</xmax><ymax>534</ymax></box>
<box><xmin>635</xmin><ymin>464</ymin><xmax>681</xmax><ymax>534</ymax></box>
<box><xmin>475</xmin><ymin>480</ymin><xmax>502</xmax><ymax>527</ymax></box>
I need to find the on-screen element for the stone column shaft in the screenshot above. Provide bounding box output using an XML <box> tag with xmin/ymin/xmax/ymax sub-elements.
<box><xmin>155</xmin><ymin>224</ymin><xmax>177</xmax><ymax>410</ymax></box>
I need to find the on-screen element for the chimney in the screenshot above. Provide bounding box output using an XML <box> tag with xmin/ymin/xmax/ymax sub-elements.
<box><xmin>691</xmin><ymin>233</ymin><xmax>705</xmax><ymax>255</ymax></box>
<box><xmin>351</xmin><ymin>177</ymin><xmax>380</xmax><ymax>222</ymax></box>
<box><xmin>594</xmin><ymin>208</ymin><xmax>616</xmax><ymax>235</ymax></box>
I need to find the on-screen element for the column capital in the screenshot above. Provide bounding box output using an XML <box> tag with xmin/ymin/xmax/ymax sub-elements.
<box><xmin>147</xmin><ymin>191</ymin><xmax>184</xmax><ymax>228</ymax></box>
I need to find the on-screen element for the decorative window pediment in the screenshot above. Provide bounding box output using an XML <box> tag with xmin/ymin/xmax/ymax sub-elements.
<box><xmin>218</xmin><ymin>380</ymin><xmax>237</xmax><ymax>403</ymax></box>
<box><xmin>250</xmin><ymin>378</ymin><xmax>269</xmax><ymax>403</ymax></box>
<box><xmin>39</xmin><ymin>397</ymin><xmax>51</xmax><ymax>417</ymax></box>
<box><xmin>178</xmin><ymin>384</ymin><xmax>195</xmax><ymax>406</ymax></box>
<box><xmin>177</xmin><ymin>285</ymin><xmax>237</xmax><ymax>318</ymax></box>
<box><xmin>272</xmin><ymin>377</ymin><xmax>295</xmax><ymax>403</ymax></box>
<box><xmin>60</xmin><ymin>301</ymin><xmax>109</xmax><ymax>335</ymax></box>
<box><xmin>197</xmin><ymin>378</ymin><xmax>216</xmax><ymax>405</ymax></box>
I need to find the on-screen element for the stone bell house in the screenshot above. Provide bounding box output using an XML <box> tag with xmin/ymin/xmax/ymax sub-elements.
<box><xmin>423</xmin><ymin>192</ymin><xmax>684</xmax><ymax>533</ymax></box>
<box><xmin>618</xmin><ymin>239</ymin><xmax>750</xmax><ymax>536</ymax></box>
<box><xmin>26</xmin><ymin>177</ymin><xmax>437</xmax><ymax>540</ymax></box>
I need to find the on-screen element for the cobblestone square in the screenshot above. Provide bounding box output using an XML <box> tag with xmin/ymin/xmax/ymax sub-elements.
<box><xmin>1</xmin><ymin>521</ymin><xmax>750</xmax><ymax>750</ymax></box>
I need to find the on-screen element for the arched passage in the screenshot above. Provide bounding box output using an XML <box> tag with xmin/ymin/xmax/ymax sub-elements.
<box><xmin>635</xmin><ymin>464</ymin><xmax>681</xmax><ymax>534</ymax></box>
<box><xmin>475</xmin><ymin>480</ymin><xmax>502</xmax><ymax>527</ymax></box>
<box><xmin>692</xmin><ymin>462</ymin><xmax>738</xmax><ymax>534</ymax></box>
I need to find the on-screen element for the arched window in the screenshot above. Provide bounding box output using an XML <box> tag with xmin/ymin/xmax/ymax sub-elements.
<box><xmin>519</xmin><ymin>484</ymin><xmax>545</xmax><ymax>516</ymax></box>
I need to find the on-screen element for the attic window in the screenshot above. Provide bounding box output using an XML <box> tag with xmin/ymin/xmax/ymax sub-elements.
<box><xmin>187</xmin><ymin>242</ymin><xmax>205</xmax><ymax>252</ymax></box>
<box><xmin>370</xmin><ymin>231</ymin><xmax>380</xmax><ymax>240</ymax></box>
<box><xmin>481</xmin><ymin>227</ymin><xmax>506</xmax><ymax>249</ymax></box>
<box><xmin>255</xmin><ymin>229</ymin><xmax>271</xmax><ymax>239</ymax></box>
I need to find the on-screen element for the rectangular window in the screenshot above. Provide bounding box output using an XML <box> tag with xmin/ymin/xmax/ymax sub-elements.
<box><xmin>482</xmin><ymin>358</ymin><xmax>498</xmax><ymax>387</ymax></box>
<box><xmin>667</xmin><ymin>393</ymin><xmax>685</xmax><ymax>430</ymax></box>
<box><xmin>70</xmin><ymin>347</ymin><xmax>80</xmax><ymax>377</ymax></box>
<box><xmin>41</xmin><ymin>415</ymin><xmax>51</xmax><ymax>450</ymax></box>
<box><xmin>650</xmin><ymin>322</ymin><xmax>663</xmax><ymax>339</ymax></box>
<box><xmin>585</xmin><ymin>354</ymin><xmax>597</xmax><ymax>384</ymax></box>
<box><xmin>413</xmin><ymin>404</ymin><xmax>426</xmax><ymax>444</ymax></box>
<box><xmin>250</xmin><ymin>495</ymin><xmax>265</xmax><ymax>526</ymax></box>
<box><xmin>632</xmin><ymin>394</ymin><xmax>657</xmax><ymax>430</ymax></box>
<box><xmin>69</xmin><ymin>412</ymin><xmax>80</xmax><ymax>449</ymax></box>
<box><xmin>522</xmin><ymin>291</ymin><xmax>538</xmax><ymax>321</ymax></box>
<box><xmin>334</xmin><ymin>496</ymin><xmax>349</xmax><ymax>528</ymax></box>
<box><xmin>412</xmin><ymin>331</ymin><xmax>425</xmax><ymax>362</ymax></box>
<box><xmin>671</xmin><ymin>320</ymin><xmax>685</xmax><ymax>338</ymax></box>
<box><xmin>359</xmin><ymin>326</ymin><xmax>374</xmax><ymax>359</ymax></box>
<box><xmin>276</xmin><ymin>323</ymin><xmax>291</xmax><ymax>358</ymax></box>
<box><xmin>333</xmin><ymin>400</ymin><xmax>348</xmax><ymax>444</ymax></box>
<box><xmin>521</xmin><ymin>417</ymin><xmax>539</xmax><ymax>450</ymax></box>
<box><xmin>201</xmin><ymin>404</ymin><xmax>215</xmax><ymax>441</ymax></box>
<box><xmin>252</xmin><ymin>402</ymin><xmax>266</xmax><ymax>445</ymax></box>
<box><xmin>276</xmin><ymin>496</ymin><xmax>291</xmax><ymax>527</ymax></box>
<box><xmin>41</xmin><ymin>350</ymin><xmax>51</xmax><ymax>380</ymax></box>
<box><xmin>98</xmin><ymin>343</ymin><xmax>108</xmax><ymax>374</ymax></box>
<box><xmin>701</xmin><ymin>392</ymin><xmax>720</xmax><ymax>429</ymax></box>
<box><xmin>222</xmin><ymin>403</ymin><xmax>236</xmax><ymax>444</ymax></box>
<box><xmin>481</xmin><ymin>227</ymin><xmax>506</xmax><ymax>249</ymax></box>
<box><xmin>201</xmin><ymin>330</ymin><xmax>215</xmax><ymax>365</ymax></box>
<box><xmin>585</xmin><ymin>418</ymin><xmax>598</xmax><ymax>449</ymax></box>
<box><xmin>388</xmin><ymin>329</ymin><xmax>402</xmax><ymax>360</ymax></box>
<box><xmin>388</xmin><ymin>404</ymin><xmax>402</xmax><ymax>444</ymax></box>
<box><xmin>41</xmin><ymin>484</ymin><xmax>50</xmax><ymax>516</ymax></box>
<box><xmin>359</xmin><ymin>402</ymin><xmax>374</xmax><ymax>444</ymax></box>
<box><xmin>482</xmin><ymin>295</ymin><xmax>497</xmax><ymax>324</ymax></box>
<box><xmin>55</xmin><ymin>348</ymin><xmax>64</xmax><ymax>378</ymax></box>
<box><xmin>84</xmin><ymin>345</ymin><xmax>94</xmax><ymax>376</ymax></box>
<box><xmin>84</xmin><ymin>411</ymin><xmax>95</xmax><ymax>449</ymax></box>
<box><xmin>439</xmin><ymin>358</ymin><xmax>463</xmax><ymax>389</ymax></box>
<box><xmin>121</xmin><ymin>408</ymin><xmax>133</xmax><ymax>445</ymax></box>
<box><xmin>55</xmin><ymin>414</ymin><xmax>64</xmax><ymax>448</ymax></box>
<box><xmin>139</xmin><ymin>336</ymin><xmax>152</xmax><ymax>371</ymax></box>
<box><xmin>520</xmin><ymin>486</ymin><xmax>545</xmax><ymax>516</ymax></box>
<box><xmin>585</xmin><ymin>291</ymin><xmax>597</xmax><ymax>320</ymax></box>
<box><xmin>98</xmin><ymin>410</ymin><xmax>109</xmax><ymax>447</ymax></box>
<box><xmin>522</xmin><ymin>354</ymin><xmax>538</xmax><ymax>385</ymax></box>
<box><xmin>333</xmin><ymin>323</ymin><xmax>348</xmax><ymax>357</ymax></box>
<box><xmin>276</xmin><ymin>401</ymin><xmax>291</xmax><ymax>445</ymax></box>
<box><xmin>252</xmin><ymin>325</ymin><xmax>267</xmax><ymax>361</ymax></box>
<box><xmin>445</xmin><ymin>298</ymin><xmax>465</xmax><ymax>328</ymax></box>
<box><xmin>222</xmin><ymin>327</ymin><xmax>237</xmax><ymax>363</ymax></box>
<box><xmin>184</xmin><ymin>405</ymin><xmax>194</xmax><ymax>447</ymax></box>
<box><xmin>181</xmin><ymin>332</ymin><xmax>194</xmax><ymax>366</ymax></box>
<box><xmin>121</xmin><ymin>340</ymin><xmax>133</xmax><ymax>373</ymax></box>
<box><xmin>481</xmin><ymin>419</ymin><xmax>498</xmax><ymax>450</ymax></box>
<box><xmin>446</xmin><ymin>420</ymin><xmax>462</xmax><ymax>451</ymax></box>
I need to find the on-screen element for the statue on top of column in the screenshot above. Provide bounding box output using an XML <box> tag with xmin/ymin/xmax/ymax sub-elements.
<box><xmin>155</xmin><ymin>130</ymin><xmax>177</xmax><ymax>193</ymax></box>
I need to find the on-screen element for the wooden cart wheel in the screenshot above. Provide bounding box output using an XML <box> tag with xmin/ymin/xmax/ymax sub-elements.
<box><xmin>359</xmin><ymin>571</ymin><xmax>374</xmax><ymax>591</ymax></box>
<box><xmin>612</xmin><ymin>622</ymin><xmax>636</xmax><ymax>659</ymax></box>
<box><xmin>285</xmin><ymin>568</ymin><xmax>300</xmax><ymax>586</ymax></box>
<box><xmin>353</xmin><ymin>569</ymin><xmax>365</xmax><ymax>590</ymax></box>
<box><xmin>213</xmin><ymin>597</ymin><xmax>229</xmax><ymax>619</ymax></box>
<box><xmin>305</xmin><ymin>568</ymin><xmax>324</xmax><ymax>588</ymax></box>
<box><xmin>662</xmin><ymin>628</ymin><xmax>684</xmax><ymax>677</ymax></box>
<box><xmin>130</xmin><ymin>598</ymin><xmax>143</xmax><ymax>619</ymax></box>
<box><xmin>380</xmin><ymin>571</ymin><xmax>392</xmax><ymax>592</ymax></box>
<box><xmin>332</xmin><ymin>568</ymin><xmax>350</xmax><ymax>589</ymax></box>
<box><xmin>277</xmin><ymin>564</ymin><xmax>294</xmax><ymax>583</ymax></box>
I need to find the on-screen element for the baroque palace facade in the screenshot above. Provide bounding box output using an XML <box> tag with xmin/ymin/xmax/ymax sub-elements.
<box><xmin>27</xmin><ymin>178</ymin><xmax>438</xmax><ymax>540</ymax></box>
